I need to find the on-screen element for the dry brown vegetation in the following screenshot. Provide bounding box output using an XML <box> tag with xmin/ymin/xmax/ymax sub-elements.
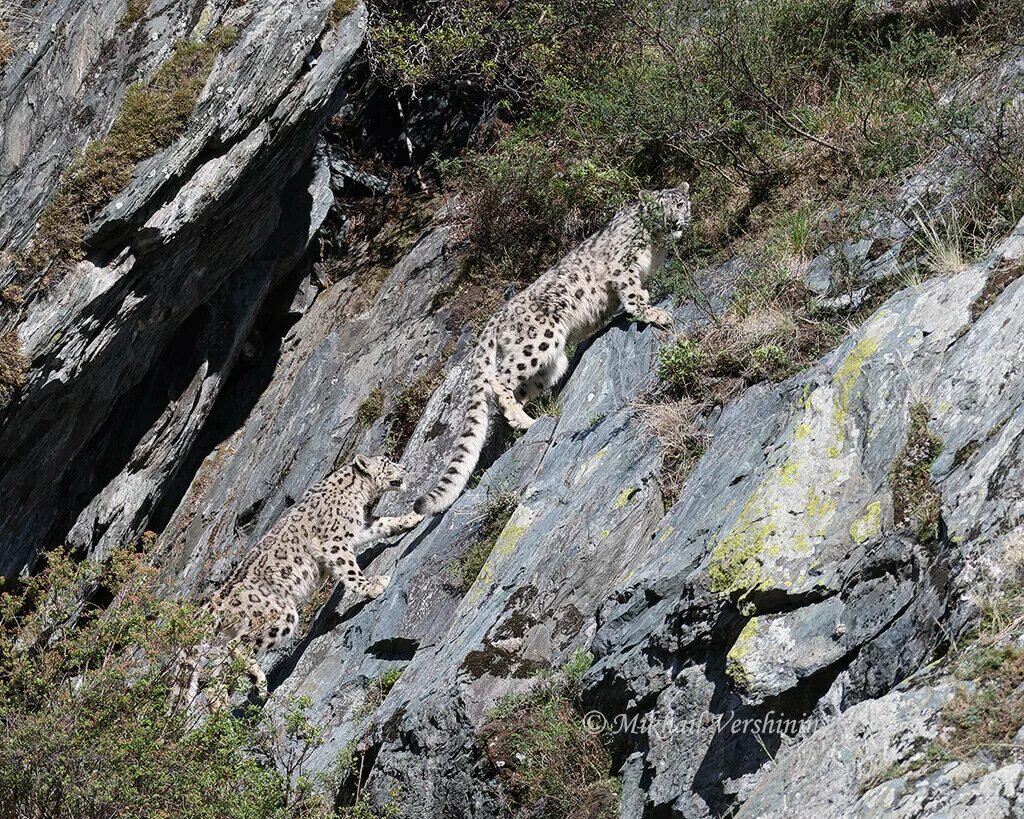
<box><xmin>0</xmin><ymin>329</ymin><xmax>28</xmax><ymax>406</ymax></box>
<box><xmin>20</xmin><ymin>26</ymin><xmax>238</xmax><ymax>284</ymax></box>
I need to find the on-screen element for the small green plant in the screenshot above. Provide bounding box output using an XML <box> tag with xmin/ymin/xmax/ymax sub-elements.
<box><xmin>784</xmin><ymin>208</ymin><xmax>812</xmax><ymax>257</ymax></box>
<box><xmin>586</xmin><ymin>413</ymin><xmax>606</xmax><ymax>428</ymax></box>
<box><xmin>891</xmin><ymin>402</ymin><xmax>944</xmax><ymax>544</ymax></box>
<box><xmin>749</xmin><ymin>342</ymin><xmax>792</xmax><ymax>380</ymax></box>
<box><xmin>119</xmin><ymin>0</ymin><xmax>148</xmax><ymax>30</ymax></box>
<box><xmin>383</xmin><ymin>367</ymin><xmax>442</xmax><ymax>459</ymax></box>
<box><xmin>657</xmin><ymin>338</ymin><xmax>707</xmax><ymax>395</ymax></box>
<box><xmin>524</xmin><ymin>393</ymin><xmax>562</xmax><ymax>419</ymax></box>
<box><xmin>22</xmin><ymin>26</ymin><xmax>238</xmax><ymax>281</ymax></box>
<box><xmin>360</xmin><ymin>668</ymin><xmax>403</xmax><ymax>715</ymax></box>
<box><xmin>483</xmin><ymin>650</ymin><xmax>617</xmax><ymax>818</ymax></box>
<box><xmin>356</xmin><ymin>388</ymin><xmax>386</xmax><ymax>426</ymax></box>
<box><xmin>451</xmin><ymin>490</ymin><xmax>519</xmax><ymax>592</ymax></box>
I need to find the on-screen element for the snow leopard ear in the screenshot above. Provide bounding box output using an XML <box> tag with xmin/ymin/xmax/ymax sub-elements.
<box><xmin>353</xmin><ymin>453</ymin><xmax>373</xmax><ymax>475</ymax></box>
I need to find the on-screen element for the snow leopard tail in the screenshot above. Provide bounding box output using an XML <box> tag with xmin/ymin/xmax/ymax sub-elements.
<box><xmin>415</xmin><ymin>319</ymin><xmax>498</xmax><ymax>516</ymax></box>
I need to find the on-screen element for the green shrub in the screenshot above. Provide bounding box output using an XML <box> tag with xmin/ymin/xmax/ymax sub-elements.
<box><xmin>360</xmin><ymin>668</ymin><xmax>403</xmax><ymax>714</ymax></box>
<box><xmin>0</xmin><ymin>548</ymin><xmax>356</xmax><ymax>818</ymax></box>
<box><xmin>383</xmin><ymin>367</ymin><xmax>442</xmax><ymax>459</ymax></box>
<box><xmin>22</xmin><ymin>27</ymin><xmax>238</xmax><ymax>280</ymax></box>
<box><xmin>483</xmin><ymin>651</ymin><xmax>617</xmax><ymax>818</ymax></box>
<box><xmin>370</xmin><ymin>0</ymin><xmax>982</xmax><ymax>304</ymax></box>
<box><xmin>657</xmin><ymin>338</ymin><xmax>707</xmax><ymax>395</ymax></box>
<box><xmin>356</xmin><ymin>387</ymin><xmax>386</xmax><ymax>426</ymax></box>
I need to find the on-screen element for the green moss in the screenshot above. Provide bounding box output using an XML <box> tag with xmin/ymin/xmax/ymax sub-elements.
<box><xmin>709</xmin><ymin>493</ymin><xmax>777</xmax><ymax>598</ymax></box>
<box><xmin>356</xmin><ymin>387</ymin><xmax>386</xmax><ymax>426</ymax></box>
<box><xmin>891</xmin><ymin>402</ymin><xmax>943</xmax><ymax>545</ymax></box>
<box><xmin>0</xmin><ymin>329</ymin><xmax>28</xmax><ymax>406</ymax></box>
<box><xmin>832</xmin><ymin>335</ymin><xmax>879</xmax><ymax>432</ymax></box>
<box><xmin>612</xmin><ymin>487</ymin><xmax>639</xmax><ymax>510</ymax></box>
<box><xmin>22</xmin><ymin>27</ymin><xmax>237</xmax><ymax>280</ymax></box>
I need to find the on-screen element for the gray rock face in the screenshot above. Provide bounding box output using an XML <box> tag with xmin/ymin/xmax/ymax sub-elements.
<box><xmin>2</xmin><ymin>5</ymin><xmax>1024</xmax><ymax>818</ymax></box>
<box><xmin>0</xmin><ymin>0</ymin><xmax>364</xmax><ymax>575</ymax></box>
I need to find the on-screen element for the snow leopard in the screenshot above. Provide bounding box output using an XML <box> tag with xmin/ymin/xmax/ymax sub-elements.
<box><xmin>415</xmin><ymin>184</ymin><xmax>691</xmax><ymax>516</ymax></box>
<box><xmin>180</xmin><ymin>454</ymin><xmax>422</xmax><ymax>709</ymax></box>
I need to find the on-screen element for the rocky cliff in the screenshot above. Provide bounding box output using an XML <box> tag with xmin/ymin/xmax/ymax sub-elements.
<box><xmin>2</xmin><ymin>2</ymin><xmax>1023</xmax><ymax>818</ymax></box>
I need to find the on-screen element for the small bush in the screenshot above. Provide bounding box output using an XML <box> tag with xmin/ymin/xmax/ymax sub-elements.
<box><xmin>22</xmin><ymin>27</ymin><xmax>237</xmax><ymax>281</ymax></box>
<box><xmin>891</xmin><ymin>402</ymin><xmax>944</xmax><ymax>544</ymax></box>
<box><xmin>451</xmin><ymin>490</ymin><xmax>519</xmax><ymax>592</ymax></box>
<box><xmin>656</xmin><ymin>338</ymin><xmax>707</xmax><ymax>395</ymax></box>
<box><xmin>329</xmin><ymin>0</ymin><xmax>359</xmax><ymax>27</ymax></box>
<box><xmin>356</xmin><ymin>387</ymin><xmax>386</xmax><ymax>426</ymax></box>
<box><xmin>360</xmin><ymin>668</ymin><xmax>403</xmax><ymax>714</ymax></box>
<box><xmin>383</xmin><ymin>366</ymin><xmax>442</xmax><ymax>459</ymax></box>
<box><xmin>119</xmin><ymin>0</ymin><xmax>148</xmax><ymax>30</ymax></box>
<box><xmin>0</xmin><ymin>329</ymin><xmax>28</xmax><ymax>406</ymax></box>
<box><xmin>482</xmin><ymin>651</ymin><xmax>617</xmax><ymax>818</ymax></box>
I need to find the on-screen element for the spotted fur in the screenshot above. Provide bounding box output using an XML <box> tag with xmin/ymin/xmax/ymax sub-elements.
<box><xmin>181</xmin><ymin>454</ymin><xmax>421</xmax><ymax>708</ymax></box>
<box><xmin>415</xmin><ymin>185</ymin><xmax>691</xmax><ymax>516</ymax></box>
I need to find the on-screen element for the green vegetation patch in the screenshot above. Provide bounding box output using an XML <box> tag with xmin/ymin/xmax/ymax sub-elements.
<box><xmin>0</xmin><ymin>547</ymin><xmax>363</xmax><ymax>817</ymax></box>
<box><xmin>22</xmin><ymin>26</ymin><xmax>238</xmax><ymax>282</ymax></box>
<box><xmin>360</xmin><ymin>667</ymin><xmax>403</xmax><ymax>715</ymax></box>
<box><xmin>329</xmin><ymin>0</ymin><xmax>359</xmax><ymax>27</ymax></box>
<box><xmin>356</xmin><ymin>387</ymin><xmax>386</xmax><ymax>426</ymax></box>
<box><xmin>119</xmin><ymin>0</ymin><xmax>149</xmax><ymax>30</ymax></box>
<box><xmin>891</xmin><ymin>402</ymin><xmax>943</xmax><ymax>545</ymax></box>
<box><xmin>383</xmin><ymin>366</ymin><xmax>442</xmax><ymax>459</ymax></box>
<box><xmin>0</xmin><ymin>329</ymin><xmax>28</xmax><ymax>406</ymax></box>
<box><xmin>451</xmin><ymin>490</ymin><xmax>519</xmax><ymax>592</ymax></box>
<box><xmin>482</xmin><ymin>650</ymin><xmax>617</xmax><ymax>818</ymax></box>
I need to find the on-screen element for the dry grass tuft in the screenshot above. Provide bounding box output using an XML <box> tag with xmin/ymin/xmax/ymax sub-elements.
<box><xmin>0</xmin><ymin>329</ymin><xmax>28</xmax><ymax>406</ymax></box>
<box><xmin>635</xmin><ymin>398</ymin><xmax>712</xmax><ymax>503</ymax></box>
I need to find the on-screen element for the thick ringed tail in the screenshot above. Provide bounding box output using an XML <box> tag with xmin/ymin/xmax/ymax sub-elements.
<box><xmin>415</xmin><ymin>324</ymin><xmax>497</xmax><ymax>516</ymax></box>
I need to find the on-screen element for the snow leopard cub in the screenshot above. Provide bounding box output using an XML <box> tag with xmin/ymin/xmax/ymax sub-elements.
<box><xmin>181</xmin><ymin>454</ymin><xmax>421</xmax><ymax>709</ymax></box>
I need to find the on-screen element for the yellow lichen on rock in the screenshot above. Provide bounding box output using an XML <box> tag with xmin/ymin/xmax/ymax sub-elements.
<box><xmin>850</xmin><ymin>501</ymin><xmax>883</xmax><ymax>544</ymax></box>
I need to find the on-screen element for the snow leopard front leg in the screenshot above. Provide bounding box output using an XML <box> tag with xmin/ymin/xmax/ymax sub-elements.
<box><xmin>351</xmin><ymin>513</ymin><xmax>422</xmax><ymax>547</ymax></box>
<box><xmin>611</xmin><ymin>264</ymin><xmax>674</xmax><ymax>330</ymax></box>
<box><xmin>322</xmin><ymin>538</ymin><xmax>397</xmax><ymax>600</ymax></box>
